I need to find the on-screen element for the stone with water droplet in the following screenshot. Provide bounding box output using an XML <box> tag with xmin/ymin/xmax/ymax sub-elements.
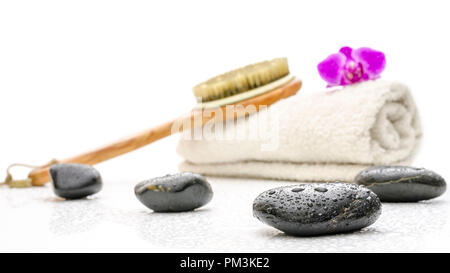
<box><xmin>134</xmin><ymin>172</ymin><xmax>213</xmax><ymax>212</ymax></box>
<box><xmin>49</xmin><ymin>163</ymin><xmax>102</xmax><ymax>200</ymax></box>
<box><xmin>252</xmin><ymin>183</ymin><xmax>381</xmax><ymax>236</ymax></box>
<box><xmin>355</xmin><ymin>166</ymin><xmax>446</xmax><ymax>202</ymax></box>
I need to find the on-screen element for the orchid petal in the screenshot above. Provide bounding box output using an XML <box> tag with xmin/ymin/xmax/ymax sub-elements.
<box><xmin>352</xmin><ymin>47</ymin><xmax>386</xmax><ymax>78</ymax></box>
<box><xmin>339</xmin><ymin>47</ymin><xmax>354</xmax><ymax>59</ymax></box>
<box><xmin>317</xmin><ymin>53</ymin><xmax>346</xmax><ymax>86</ymax></box>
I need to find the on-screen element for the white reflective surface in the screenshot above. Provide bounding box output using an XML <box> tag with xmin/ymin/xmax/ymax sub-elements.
<box><xmin>1</xmin><ymin>177</ymin><xmax>449</xmax><ymax>252</ymax></box>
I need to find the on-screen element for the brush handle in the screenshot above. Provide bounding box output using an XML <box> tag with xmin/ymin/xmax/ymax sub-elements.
<box><xmin>28</xmin><ymin>78</ymin><xmax>302</xmax><ymax>186</ymax></box>
<box><xmin>27</xmin><ymin>114</ymin><xmax>193</xmax><ymax>186</ymax></box>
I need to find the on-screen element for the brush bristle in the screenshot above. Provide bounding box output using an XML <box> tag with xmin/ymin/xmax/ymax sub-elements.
<box><xmin>193</xmin><ymin>58</ymin><xmax>289</xmax><ymax>103</ymax></box>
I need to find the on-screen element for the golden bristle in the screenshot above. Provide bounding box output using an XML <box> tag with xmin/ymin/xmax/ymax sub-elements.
<box><xmin>193</xmin><ymin>58</ymin><xmax>289</xmax><ymax>103</ymax></box>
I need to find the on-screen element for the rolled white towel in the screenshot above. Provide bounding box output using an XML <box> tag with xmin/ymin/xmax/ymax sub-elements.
<box><xmin>177</xmin><ymin>79</ymin><xmax>422</xmax><ymax>182</ymax></box>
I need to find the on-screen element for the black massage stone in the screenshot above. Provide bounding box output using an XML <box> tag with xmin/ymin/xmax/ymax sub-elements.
<box><xmin>253</xmin><ymin>183</ymin><xmax>381</xmax><ymax>236</ymax></box>
<box><xmin>355</xmin><ymin>166</ymin><xmax>446</xmax><ymax>202</ymax></box>
<box><xmin>134</xmin><ymin>172</ymin><xmax>213</xmax><ymax>212</ymax></box>
<box><xmin>49</xmin><ymin>163</ymin><xmax>102</xmax><ymax>199</ymax></box>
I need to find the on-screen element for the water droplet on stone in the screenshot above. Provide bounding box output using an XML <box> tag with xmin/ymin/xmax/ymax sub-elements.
<box><xmin>291</xmin><ymin>187</ymin><xmax>305</xmax><ymax>193</ymax></box>
<box><xmin>314</xmin><ymin>187</ymin><xmax>328</xmax><ymax>193</ymax></box>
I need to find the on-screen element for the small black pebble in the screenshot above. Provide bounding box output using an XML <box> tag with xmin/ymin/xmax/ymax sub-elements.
<box><xmin>134</xmin><ymin>172</ymin><xmax>213</xmax><ymax>212</ymax></box>
<box><xmin>355</xmin><ymin>166</ymin><xmax>446</xmax><ymax>202</ymax></box>
<box><xmin>49</xmin><ymin>163</ymin><xmax>102</xmax><ymax>200</ymax></box>
<box><xmin>253</xmin><ymin>183</ymin><xmax>381</xmax><ymax>236</ymax></box>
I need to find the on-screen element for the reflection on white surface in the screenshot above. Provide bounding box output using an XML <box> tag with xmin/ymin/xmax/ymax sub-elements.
<box><xmin>0</xmin><ymin>177</ymin><xmax>449</xmax><ymax>252</ymax></box>
<box><xmin>48</xmin><ymin>197</ymin><xmax>106</xmax><ymax>235</ymax></box>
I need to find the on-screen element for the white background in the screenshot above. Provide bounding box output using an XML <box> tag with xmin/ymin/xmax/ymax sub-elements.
<box><xmin>1</xmin><ymin>0</ymin><xmax>449</xmax><ymax>252</ymax></box>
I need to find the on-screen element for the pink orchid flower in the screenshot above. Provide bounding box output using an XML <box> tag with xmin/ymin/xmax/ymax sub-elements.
<box><xmin>317</xmin><ymin>47</ymin><xmax>386</xmax><ymax>87</ymax></box>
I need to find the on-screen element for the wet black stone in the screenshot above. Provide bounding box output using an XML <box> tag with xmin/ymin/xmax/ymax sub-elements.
<box><xmin>252</xmin><ymin>183</ymin><xmax>381</xmax><ymax>236</ymax></box>
<box><xmin>49</xmin><ymin>163</ymin><xmax>102</xmax><ymax>199</ymax></box>
<box><xmin>355</xmin><ymin>166</ymin><xmax>446</xmax><ymax>202</ymax></box>
<box><xmin>134</xmin><ymin>172</ymin><xmax>213</xmax><ymax>212</ymax></box>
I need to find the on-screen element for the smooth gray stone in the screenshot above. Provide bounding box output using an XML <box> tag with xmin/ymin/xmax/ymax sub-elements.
<box><xmin>49</xmin><ymin>163</ymin><xmax>102</xmax><ymax>199</ymax></box>
<box><xmin>355</xmin><ymin>166</ymin><xmax>446</xmax><ymax>202</ymax></box>
<box><xmin>253</xmin><ymin>183</ymin><xmax>381</xmax><ymax>236</ymax></box>
<box><xmin>134</xmin><ymin>172</ymin><xmax>213</xmax><ymax>212</ymax></box>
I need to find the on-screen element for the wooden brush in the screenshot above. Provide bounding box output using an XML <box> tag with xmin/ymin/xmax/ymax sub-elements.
<box><xmin>27</xmin><ymin>58</ymin><xmax>302</xmax><ymax>186</ymax></box>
